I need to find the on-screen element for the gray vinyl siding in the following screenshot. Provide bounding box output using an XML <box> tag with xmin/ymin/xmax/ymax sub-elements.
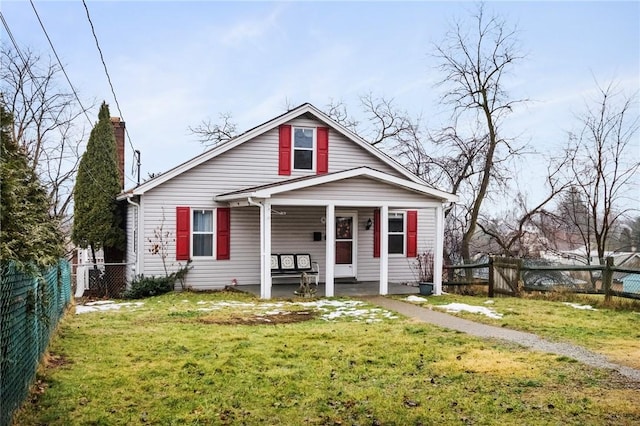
<box><xmin>135</xmin><ymin>115</ymin><xmax>428</xmax><ymax>289</ymax></box>
<box><xmin>355</xmin><ymin>207</ymin><xmax>437</xmax><ymax>282</ymax></box>
<box><xmin>269</xmin><ymin>206</ymin><xmax>436</xmax><ymax>284</ymax></box>
<box><xmin>275</xmin><ymin>177</ymin><xmax>439</xmax><ymax>203</ymax></box>
<box><xmin>270</xmin><ymin>206</ymin><xmax>327</xmax><ymax>284</ymax></box>
<box><xmin>288</xmin><ymin>117</ymin><xmax>401</xmax><ymax>177</ymax></box>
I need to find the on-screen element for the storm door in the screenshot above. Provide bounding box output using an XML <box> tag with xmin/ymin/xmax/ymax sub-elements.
<box><xmin>335</xmin><ymin>213</ymin><xmax>357</xmax><ymax>277</ymax></box>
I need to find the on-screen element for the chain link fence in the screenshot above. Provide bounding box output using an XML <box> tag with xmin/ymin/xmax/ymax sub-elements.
<box><xmin>0</xmin><ymin>260</ymin><xmax>72</xmax><ymax>426</ymax></box>
<box><xmin>73</xmin><ymin>262</ymin><xmax>129</xmax><ymax>298</ymax></box>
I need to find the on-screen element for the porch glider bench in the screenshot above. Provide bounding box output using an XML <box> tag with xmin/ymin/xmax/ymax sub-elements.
<box><xmin>271</xmin><ymin>254</ymin><xmax>319</xmax><ymax>296</ymax></box>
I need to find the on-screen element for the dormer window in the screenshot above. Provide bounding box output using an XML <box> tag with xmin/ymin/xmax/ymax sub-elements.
<box><xmin>293</xmin><ymin>127</ymin><xmax>315</xmax><ymax>170</ymax></box>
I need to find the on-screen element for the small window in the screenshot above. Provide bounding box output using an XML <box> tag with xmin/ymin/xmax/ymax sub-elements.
<box><xmin>293</xmin><ymin>127</ymin><xmax>314</xmax><ymax>170</ymax></box>
<box><xmin>388</xmin><ymin>212</ymin><xmax>405</xmax><ymax>255</ymax></box>
<box><xmin>192</xmin><ymin>210</ymin><xmax>213</xmax><ymax>257</ymax></box>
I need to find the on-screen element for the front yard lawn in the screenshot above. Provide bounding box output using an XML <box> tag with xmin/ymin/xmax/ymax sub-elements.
<box><xmin>413</xmin><ymin>293</ymin><xmax>640</xmax><ymax>370</ymax></box>
<box><xmin>14</xmin><ymin>291</ymin><xmax>640</xmax><ymax>425</ymax></box>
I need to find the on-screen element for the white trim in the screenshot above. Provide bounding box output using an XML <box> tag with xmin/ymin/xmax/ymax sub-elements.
<box><xmin>191</xmin><ymin>208</ymin><xmax>215</xmax><ymax>258</ymax></box>
<box><xmin>216</xmin><ymin>167</ymin><xmax>458</xmax><ymax>203</ymax></box>
<box><xmin>379</xmin><ymin>206</ymin><xmax>389</xmax><ymax>295</ymax></box>
<box><xmin>335</xmin><ymin>210</ymin><xmax>358</xmax><ymax>278</ymax></box>
<box><xmin>325</xmin><ymin>204</ymin><xmax>335</xmax><ymax>297</ymax></box>
<box><xmin>267</xmin><ymin>199</ymin><xmax>444</xmax><ymax>208</ymax></box>
<box><xmin>123</xmin><ymin>104</ymin><xmax>452</xmax><ymax>197</ymax></box>
<box><xmin>292</xmin><ymin>126</ymin><xmax>316</xmax><ymax>172</ymax></box>
<box><xmin>262</xmin><ymin>201</ymin><xmax>272</xmax><ymax>299</ymax></box>
<box><xmin>434</xmin><ymin>205</ymin><xmax>444</xmax><ymax>295</ymax></box>
<box><xmin>388</xmin><ymin>210</ymin><xmax>406</xmax><ymax>256</ymax></box>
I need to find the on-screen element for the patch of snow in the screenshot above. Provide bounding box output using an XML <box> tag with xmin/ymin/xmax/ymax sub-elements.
<box><xmin>438</xmin><ymin>303</ymin><xmax>503</xmax><ymax>319</ymax></box>
<box><xmin>293</xmin><ymin>299</ymin><xmax>396</xmax><ymax>322</ymax></box>
<box><xmin>484</xmin><ymin>300</ymin><xmax>495</xmax><ymax>304</ymax></box>
<box><xmin>77</xmin><ymin>297</ymin><xmax>398</xmax><ymax>322</ymax></box>
<box><xmin>84</xmin><ymin>300</ymin><xmax>116</xmax><ymax>306</ymax></box>
<box><xmin>563</xmin><ymin>302</ymin><xmax>597</xmax><ymax>311</ymax></box>
<box><xmin>76</xmin><ymin>301</ymin><xmax>144</xmax><ymax>314</ymax></box>
<box><xmin>405</xmin><ymin>296</ymin><xmax>428</xmax><ymax>303</ymax></box>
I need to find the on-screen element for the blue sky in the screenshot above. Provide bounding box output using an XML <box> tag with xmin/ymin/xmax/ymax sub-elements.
<box><xmin>2</xmin><ymin>1</ymin><xmax>639</xmax><ymax>202</ymax></box>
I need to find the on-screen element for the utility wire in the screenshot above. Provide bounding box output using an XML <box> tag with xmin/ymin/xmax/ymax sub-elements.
<box><xmin>81</xmin><ymin>0</ymin><xmax>137</xmax><ymax>158</ymax></box>
<box><xmin>27</xmin><ymin>1</ymin><xmax>94</xmax><ymax>126</ymax></box>
<box><xmin>18</xmin><ymin>5</ymin><xmax>137</xmax><ymax>192</ymax></box>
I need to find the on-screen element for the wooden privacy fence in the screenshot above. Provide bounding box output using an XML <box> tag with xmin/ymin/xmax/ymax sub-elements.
<box><xmin>444</xmin><ymin>256</ymin><xmax>640</xmax><ymax>300</ymax></box>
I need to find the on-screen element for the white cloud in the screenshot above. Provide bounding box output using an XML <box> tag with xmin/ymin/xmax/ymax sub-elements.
<box><xmin>221</xmin><ymin>5</ymin><xmax>284</xmax><ymax>47</ymax></box>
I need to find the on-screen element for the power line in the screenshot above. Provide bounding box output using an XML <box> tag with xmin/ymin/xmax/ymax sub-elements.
<box><xmin>1</xmin><ymin>11</ymin><xmax>115</xmax><ymax>205</ymax></box>
<box><xmin>24</xmin><ymin>2</ymin><xmax>119</xmax><ymax>197</ymax></box>
<box><xmin>27</xmin><ymin>1</ymin><xmax>94</xmax><ymax>126</ymax></box>
<box><xmin>81</xmin><ymin>0</ymin><xmax>137</xmax><ymax>159</ymax></box>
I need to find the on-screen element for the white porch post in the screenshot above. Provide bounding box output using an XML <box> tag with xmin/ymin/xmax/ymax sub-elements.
<box><xmin>261</xmin><ymin>201</ymin><xmax>272</xmax><ymax>299</ymax></box>
<box><xmin>379</xmin><ymin>205</ymin><xmax>389</xmax><ymax>295</ymax></box>
<box><xmin>325</xmin><ymin>204</ymin><xmax>335</xmax><ymax>297</ymax></box>
<box><xmin>434</xmin><ymin>204</ymin><xmax>444</xmax><ymax>295</ymax></box>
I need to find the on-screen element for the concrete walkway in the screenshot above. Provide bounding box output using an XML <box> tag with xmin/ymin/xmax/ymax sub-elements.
<box><xmin>364</xmin><ymin>296</ymin><xmax>640</xmax><ymax>382</ymax></box>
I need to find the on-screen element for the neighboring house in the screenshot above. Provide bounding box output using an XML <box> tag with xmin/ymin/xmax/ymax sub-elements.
<box><xmin>613</xmin><ymin>252</ymin><xmax>640</xmax><ymax>294</ymax></box>
<box><xmin>118</xmin><ymin>103</ymin><xmax>457</xmax><ymax>299</ymax></box>
<box><xmin>620</xmin><ymin>274</ymin><xmax>640</xmax><ymax>294</ymax></box>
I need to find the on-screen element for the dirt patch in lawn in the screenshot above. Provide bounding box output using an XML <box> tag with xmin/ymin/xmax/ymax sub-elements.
<box><xmin>198</xmin><ymin>310</ymin><xmax>317</xmax><ymax>325</ymax></box>
<box><xmin>44</xmin><ymin>352</ymin><xmax>71</xmax><ymax>369</ymax></box>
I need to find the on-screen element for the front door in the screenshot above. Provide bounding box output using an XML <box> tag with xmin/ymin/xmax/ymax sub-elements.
<box><xmin>335</xmin><ymin>213</ymin><xmax>357</xmax><ymax>277</ymax></box>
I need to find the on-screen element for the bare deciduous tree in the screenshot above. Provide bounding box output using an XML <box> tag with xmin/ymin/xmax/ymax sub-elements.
<box><xmin>478</xmin><ymin>164</ymin><xmax>567</xmax><ymax>257</ymax></box>
<box><xmin>188</xmin><ymin>112</ymin><xmax>238</xmax><ymax>148</ymax></box>
<box><xmin>432</xmin><ymin>3</ymin><xmax>528</xmax><ymax>262</ymax></box>
<box><xmin>557</xmin><ymin>81</ymin><xmax>639</xmax><ymax>265</ymax></box>
<box><xmin>0</xmin><ymin>44</ymin><xmax>90</xmax><ymax>227</ymax></box>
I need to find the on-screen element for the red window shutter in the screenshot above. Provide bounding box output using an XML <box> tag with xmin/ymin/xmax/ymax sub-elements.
<box><xmin>278</xmin><ymin>125</ymin><xmax>291</xmax><ymax>176</ymax></box>
<box><xmin>216</xmin><ymin>207</ymin><xmax>231</xmax><ymax>260</ymax></box>
<box><xmin>373</xmin><ymin>209</ymin><xmax>380</xmax><ymax>258</ymax></box>
<box><xmin>316</xmin><ymin>126</ymin><xmax>329</xmax><ymax>174</ymax></box>
<box><xmin>176</xmin><ymin>206</ymin><xmax>190</xmax><ymax>261</ymax></box>
<box><xmin>406</xmin><ymin>210</ymin><xmax>418</xmax><ymax>258</ymax></box>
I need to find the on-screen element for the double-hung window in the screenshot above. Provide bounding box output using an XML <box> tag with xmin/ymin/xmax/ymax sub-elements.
<box><xmin>192</xmin><ymin>209</ymin><xmax>213</xmax><ymax>257</ymax></box>
<box><xmin>388</xmin><ymin>211</ymin><xmax>405</xmax><ymax>255</ymax></box>
<box><xmin>293</xmin><ymin>127</ymin><xmax>314</xmax><ymax>170</ymax></box>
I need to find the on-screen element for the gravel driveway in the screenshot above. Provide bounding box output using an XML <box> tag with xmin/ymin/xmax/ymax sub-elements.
<box><xmin>365</xmin><ymin>296</ymin><xmax>640</xmax><ymax>383</ymax></box>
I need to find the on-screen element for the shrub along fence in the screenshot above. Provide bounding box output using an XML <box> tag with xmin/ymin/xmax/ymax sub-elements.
<box><xmin>444</xmin><ymin>256</ymin><xmax>640</xmax><ymax>300</ymax></box>
<box><xmin>0</xmin><ymin>260</ymin><xmax>72</xmax><ymax>426</ymax></box>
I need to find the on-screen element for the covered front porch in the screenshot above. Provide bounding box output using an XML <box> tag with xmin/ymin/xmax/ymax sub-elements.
<box><xmin>241</xmin><ymin>281</ymin><xmax>422</xmax><ymax>298</ymax></box>
<box><xmin>215</xmin><ymin>168</ymin><xmax>456</xmax><ymax>299</ymax></box>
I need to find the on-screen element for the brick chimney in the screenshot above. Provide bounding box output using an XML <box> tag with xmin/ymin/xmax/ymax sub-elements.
<box><xmin>110</xmin><ymin>117</ymin><xmax>125</xmax><ymax>190</ymax></box>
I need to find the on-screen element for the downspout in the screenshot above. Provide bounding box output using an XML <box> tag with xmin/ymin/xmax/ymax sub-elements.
<box><xmin>126</xmin><ymin>195</ymin><xmax>140</xmax><ymax>281</ymax></box>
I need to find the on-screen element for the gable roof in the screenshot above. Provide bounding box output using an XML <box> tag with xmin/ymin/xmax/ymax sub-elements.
<box><xmin>123</xmin><ymin>103</ymin><xmax>432</xmax><ymax>197</ymax></box>
<box><xmin>215</xmin><ymin>166</ymin><xmax>458</xmax><ymax>203</ymax></box>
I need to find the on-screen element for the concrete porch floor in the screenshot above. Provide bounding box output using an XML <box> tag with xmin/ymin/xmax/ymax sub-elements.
<box><xmin>239</xmin><ymin>281</ymin><xmax>421</xmax><ymax>298</ymax></box>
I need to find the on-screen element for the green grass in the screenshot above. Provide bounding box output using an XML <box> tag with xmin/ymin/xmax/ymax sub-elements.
<box><xmin>14</xmin><ymin>291</ymin><xmax>640</xmax><ymax>425</ymax></box>
<box><xmin>408</xmin><ymin>293</ymin><xmax>640</xmax><ymax>369</ymax></box>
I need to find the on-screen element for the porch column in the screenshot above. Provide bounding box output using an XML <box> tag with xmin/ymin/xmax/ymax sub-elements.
<box><xmin>261</xmin><ymin>201</ymin><xmax>272</xmax><ymax>299</ymax></box>
<box><xmin>379</xmin><ymin>205</ymin><xmax>389</xmax><ymax>295</ymax></box>
<box><xmin>434</xmin><ymin>205</ymin><xmax>444</xmax><ymax>296</ymax></box>
<box><xmin>325</xmin><ymin>204</ymin><xmax>335</xmax><ymax>297</ymax></box>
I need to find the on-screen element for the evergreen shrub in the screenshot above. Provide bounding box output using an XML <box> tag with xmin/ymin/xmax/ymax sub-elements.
<box><xmin>122</xmin><ymin>275</ymin><xmax>174</xmax><ymax>299</ymax></box>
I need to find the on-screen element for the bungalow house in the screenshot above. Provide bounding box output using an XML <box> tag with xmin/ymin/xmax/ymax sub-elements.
<box><xmin>118</xmin><ymin>103</ymin><xmax>457</xmax><ymax>299</ymax></box>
